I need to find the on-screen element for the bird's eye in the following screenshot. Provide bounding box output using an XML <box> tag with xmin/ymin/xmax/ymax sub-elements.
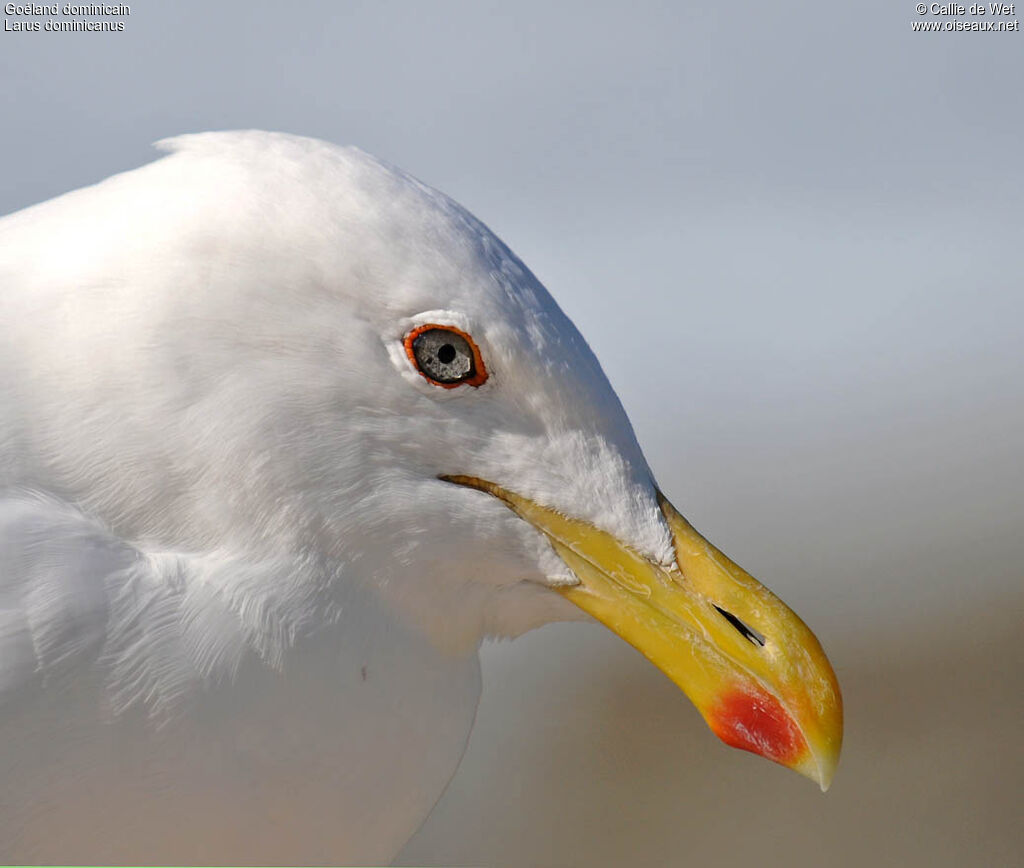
<box><xmin>403</xmin><ymin>324</ymin><xmax>488</xmax><ymax>388</ymax></box>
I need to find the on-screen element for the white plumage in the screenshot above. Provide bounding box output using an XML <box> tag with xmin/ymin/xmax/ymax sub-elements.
<box><xmin>0</xmin><ymin>131</ymin><xmax>674</xmax><ymax>863</ymax></box>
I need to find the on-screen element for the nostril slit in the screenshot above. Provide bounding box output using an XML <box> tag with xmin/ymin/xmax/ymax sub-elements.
<box><xmin>714</xmin><ymin>605</ymin><xmax>766</xmax><ymax>647</ymax></box>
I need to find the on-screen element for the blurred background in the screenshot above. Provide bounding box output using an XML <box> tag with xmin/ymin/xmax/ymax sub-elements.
<box><xmin>2</xmin><ymin>2</ymin><xmax>1021</xmax><ymax>865</ymax></box>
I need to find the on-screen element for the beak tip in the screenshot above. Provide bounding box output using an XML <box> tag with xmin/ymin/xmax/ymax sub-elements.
<box><xmin>808</xmin><ymin>758</ymin><xmax>837</xmax><ymax>793</ymax></box>
<box><xmin>798</xmin><ymin>725</ymin><xmax>841</xmax><ymax>792</ymax></box>
<box><xmin>709</xmin><ymin>688</ymin><xmax>841</xmax><ymax>792</ymax></box>
<box><xmin>810</xmin><ymin>742</ymin><xmax>841</xmax><ymax>793</ymax></box>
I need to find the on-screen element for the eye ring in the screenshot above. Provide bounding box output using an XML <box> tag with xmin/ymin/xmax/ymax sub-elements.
<box><xmin>403</xmin><ymin>324</ymin><xmax>488</xmax><ymax>389</ymax></box>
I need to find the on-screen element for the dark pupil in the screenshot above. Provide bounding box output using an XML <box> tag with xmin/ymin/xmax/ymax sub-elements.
<box><xmin>437</xmin><ymin>343</ymin><xmax>457</xmax><ymax>364</ymax></box>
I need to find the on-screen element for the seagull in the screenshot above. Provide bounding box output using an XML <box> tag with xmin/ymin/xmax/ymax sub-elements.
<box><xmin>0</xmin><ymin>131</ymin><xmax>842</xmax><ymax>864</ymax></box>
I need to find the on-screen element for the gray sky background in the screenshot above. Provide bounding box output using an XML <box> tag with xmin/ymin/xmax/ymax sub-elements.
<box><xmin>2</xmin><ymin>5</ymin><xmax>1022</xmax><ymax>863</ymax></box>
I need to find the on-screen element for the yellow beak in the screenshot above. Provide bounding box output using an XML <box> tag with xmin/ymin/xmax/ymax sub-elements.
<box><xmin>443</xmin><ymin>475</ymin><xmax>843</xmax><ymax>790</ymax></box>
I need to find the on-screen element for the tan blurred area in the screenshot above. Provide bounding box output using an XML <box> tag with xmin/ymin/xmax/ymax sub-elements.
<box><xmin>400</xmin><ymin>600</ymin><xmax>1021</xmax><ymax>867</ymax></box>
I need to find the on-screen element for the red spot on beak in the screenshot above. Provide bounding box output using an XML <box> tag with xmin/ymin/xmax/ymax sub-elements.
<box><xmin>710</xmin><ymin>689</ymin><xmax>805</xmax><ymax>765</ymax></box>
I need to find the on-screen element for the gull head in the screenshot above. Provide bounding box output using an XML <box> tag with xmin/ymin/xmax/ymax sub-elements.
<box><xmin>5</xmin><ymin>131</ymin><xmax>842</xmax><ymax>787</ymax></box>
